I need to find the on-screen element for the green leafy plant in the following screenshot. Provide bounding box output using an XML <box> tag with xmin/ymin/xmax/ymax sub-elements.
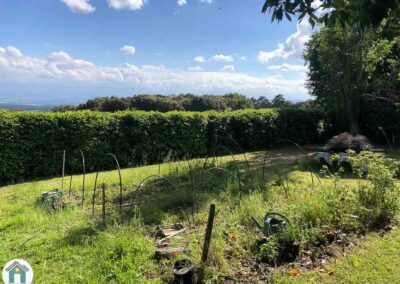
<box><xmin>350</xmin><ymin>151</ymin><xmax>399</xmax><ymax>229</ymax></box>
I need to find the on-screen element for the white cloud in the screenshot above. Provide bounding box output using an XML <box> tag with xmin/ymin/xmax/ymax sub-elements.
<box><xmin>108</xmin><ymin>0</ymin><xmax>146</xmax><ymax>10</ymax></box>
<box><xmin>211</xmin><ymin>54</ymin><xmax>234</xmax><ymax>62</ymax></box>
<box><xmin>194</xmin><ymin>56</ymin><xmax>205</xmax><ymax>63</ymax></box>
<box><xmin>239</xmin><ymin>56</ymin><xmax>247</xmax><ymax>61</ymax></box>
<box><xmin>258</xmin><ymin>21</ymin><xmax>314</xmax><ymax>63</ymax></box>
<box><xmin>120</xmin><ymin>45</ymin><xmax>136</xmax><ymax>55</ymax></box>
<box><xmin>199</xmin><ymin>0</ymin><xmax>213</xmax><ymax>3</ymax></box>
<box><xmin>267</xmin><ymin>63</ymin><xmax>307</xmax><ymax>72</ymax></box>
<box><xmin>0</xmin><ymin>46</ymin><xmax>307</xmax><ymax>97</ymax></box>
<box><xmin>220</xmin><ymin>65</ymin><xmax>235</xmax><ymax>72</ymax></box>
<box><xmin>177</xmin><ymin>0</ymin><xmax>187</xmax><ymax>6</ymax></box>
<box><xmin>188</xmin><ymin>66</ymin><xmax>203</xmax><ymax>72</ymax></box>
<box><xmin>61</xmin><ymin>0</ymin><xmax>95</xmax><ymax>13</ymax></box>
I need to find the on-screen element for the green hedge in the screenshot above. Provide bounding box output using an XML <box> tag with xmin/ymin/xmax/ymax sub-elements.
<box><xmin>0</xmin><ymin>109</ymin><xmax>323</xmax><ymax>184</ymax></box>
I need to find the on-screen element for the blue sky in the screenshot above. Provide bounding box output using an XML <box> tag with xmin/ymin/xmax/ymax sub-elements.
<box><xmin>0</xmin><ymin>0</ymin><xmax>314</xmax><ymax>105</ymax></box>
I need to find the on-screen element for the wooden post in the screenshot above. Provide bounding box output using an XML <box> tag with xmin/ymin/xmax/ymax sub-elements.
<box><xmin>69</xmin><ymin>174</ymin><xmax>73</xmax><ymax>197</ymax></box>
<box><xmin>102</xmin><ymin>183</ymin><xmax>106</xmax><ymax>221</ymax></box>
<box><xmin>62</xmin><ymin>150</ymin><xmax>66</xmax><ymax>191</ymax></box>
<box><xmin>80</xmin><ymin>150</ymin><xmax>86</xmax><ymax>208</ymax></box>
<box><xmin>201</xmin><ymin>204</ymin><xmax>216</xmax><ymax>263</ymax></box>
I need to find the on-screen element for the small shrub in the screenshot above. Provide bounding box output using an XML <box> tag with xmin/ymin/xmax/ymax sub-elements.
<box><xmin>324</xmin><ymin>132</ymin><xmax>373</xmax><ymax>153</ymax></box>
<box><xmin>350</xmin><ymin>151</ymin><xmax>399</xmax><ymax>229</ymax></box>
<box><xmin>259</xmin><ymin>237</ymin><xmax>280</xmax><ymax>264</ymax></box>
<box><xmin>258</xmin><ymin>226</ymin><xmax>300</xmax><ymax>264</ymax></box>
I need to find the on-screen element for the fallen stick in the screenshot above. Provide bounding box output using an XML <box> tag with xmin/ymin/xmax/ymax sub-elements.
<box><xmin>156</xmin><ymin>228</ymin><xmax>187</xmax><ymax>245</ymax></box>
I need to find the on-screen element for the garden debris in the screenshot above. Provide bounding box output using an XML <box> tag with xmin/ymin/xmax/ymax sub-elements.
<box><xmin>173</xmin><ymin>259</ymin><xmax>195</xmax><ymax>284</ymax></box>
<box><xmin>221</xmin><ymin>276</ymin><xmax>237</xmax><ymax>284</ymax></box>
<box><xmin>157</xmin><ymin>228</ymin><xmax>187</xmax><ymax>246</ymax></box>
<box><xmin>315</xmin><ymin>265</ymin><xmax>335</xmax><ymax>275</ymax></box>
<box><xmin>155</xmin><ymin>246</ymin><xmax>187</xmax><ymax>259</ymax></box>
<box><xmin>154</xmin><ymin>223</ymin><xmax>188</xmax><ymax>260</ymax></box>
<box><xmin>39</xmin><ymin>189</ymin><xmax>65</xmax><ymax>211</ymax></box>
<box><xmin>287</xmin><ymin>268</ymin><xmax>301</xmax><ymax>277</ymax></box>
<box><xmin>156</xmin><ymin>222</ymin><xmax>185</xmax><ymax>238</ymax></box>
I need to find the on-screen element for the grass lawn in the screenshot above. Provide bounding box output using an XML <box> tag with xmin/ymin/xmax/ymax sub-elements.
<box><xmin>0</xmin><ymin>149</ymin><xmax>399</xmax><ymax>283</ymax></box>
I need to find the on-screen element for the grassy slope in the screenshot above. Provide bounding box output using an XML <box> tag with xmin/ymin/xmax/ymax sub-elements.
<box><xmin>0</xmin><ymin>151</ymin><xmax>399</xmax><ymax>283</ymax></box>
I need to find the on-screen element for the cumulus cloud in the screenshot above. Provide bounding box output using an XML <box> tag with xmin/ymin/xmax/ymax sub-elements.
<box><xmin>0</xmin><ymin>46</ymin><xmax>122</xmax><ymax>82</ymax></box>
<box><xmin>120</xmin><ymin>45</ymin><xmax>136</xmax><ymax>55</ymax></box>
<box><xmin>258</xmin><ymin>21</ymin><xmax>314</xmax><ymax>63</ymax></box>
<box><xmin>239</xmin><ymin>56</ymin><xmax>247</xmax><ymax>61</ymax></box>
<box><xmin>211</xmin><ymin>54</ymin><xmax>234</xmax><ymax>62</ymax></box>
<box><xmin>61</xmin><ymin>0</ymin><xmax>95</xmax><ymax>13</ymax></box>
<box><xmin>0</xmin><ymin>46</ymin><xmax>307</xmax><ymax>97</ymax></box>
<box><xmin>220</xmin><ymin>65</ymin><xmax>235</xmax><ymax>72</ymax></box>
<box><xmin>267</xmin><ymin>63</ymin><xmax>307</xmax><ymax>72</ymax></box>
<box><xmin>199</xmin><ymin>0</ymin><xmax>213</xmax><ymax>3</ymax></box>
<box><xmin>108</xmin><ymin>0</ymin><xmax>145</xmax><ymax>10</ymax></box>
<box><xmin>177</xmin><ymin>0</ymin><xmax>187</xmax><ymax>6</ymax></box>
<box><xmin>188</xmin><ymin>66</ymin><xmax>203</xmax><ymax>72</ymax></box>
<box><xmin>194</xmin><ymin>56</ymin><xmax>205</xmax><ymax>63</ymax></box>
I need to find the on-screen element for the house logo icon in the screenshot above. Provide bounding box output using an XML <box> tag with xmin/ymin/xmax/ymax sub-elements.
<box><xmin>2</xmin><ymin>259</ymin><xmax>33</xmax><ymax>284</ymax></box>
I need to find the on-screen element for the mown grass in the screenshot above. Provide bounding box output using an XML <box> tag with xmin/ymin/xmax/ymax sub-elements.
<box><xmin>0</xmin><ymin>149</ymin><xmax>399</xmax><ymax>283</ymax></box>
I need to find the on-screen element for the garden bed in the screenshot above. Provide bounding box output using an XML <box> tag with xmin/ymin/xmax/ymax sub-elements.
<box><xmin>0</xmin><ymin>149</ymin><xmax>399</xmax><ymax>283</ymax></box>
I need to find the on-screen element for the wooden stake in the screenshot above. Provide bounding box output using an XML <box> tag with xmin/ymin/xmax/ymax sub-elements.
<box><xmin>102</xmin><ymin>183</ymin><xmax>106</xmax><ymax>221</ymax></box>
<box><xmin>62</xmin><ymin>150</ymin><xmax>66</xmax><ymax>191</ymax></box>
<box><xmin>201</xmin><ymin>204</ymin><xmax>216</xmax><ymax>263</ymax></box>
<box><xmin>69</xmin><ymin>173</ymin><xmax>73</xmax><ymax>197</ymax></box>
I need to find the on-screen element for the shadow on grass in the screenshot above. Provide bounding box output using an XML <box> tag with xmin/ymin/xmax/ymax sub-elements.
<box><xmin>121</xmin><ymin>160</ymin><xmax>250</xmax><ymax>224</ymax></box>
<box><xmin>61</xmin><ymin>224</ymin><xmax>105</xmax><ymax>246</ymax></box>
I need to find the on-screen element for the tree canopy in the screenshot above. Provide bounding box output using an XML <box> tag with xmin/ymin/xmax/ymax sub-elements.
<box><xmin>53</xmin><ymin>94</ymin><xmax>303</xmax><ymax>113</ymax></box>
<box><xmin>262</xmin><ymin>0</ymin><xmax>400</xmax><ymax>28</ymax></box>
<box><xmin>304</xmin><ymin>14</ymin><xmax>400</xmax><ymax>134</ymax></box>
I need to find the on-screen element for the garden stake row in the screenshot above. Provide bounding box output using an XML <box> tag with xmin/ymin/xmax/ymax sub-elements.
<box><xmin>216</xmin><ymin>135</ymin><xmax>251</xmax><ymax>170</ymax></box>
<box><xmin>92</xmin><ymin>153</ymin><xmax>123</xmax><ymax>215</ymax></box>
<box><xmin>60</xmin><ymin>150</ymin><xmax>85</xmax><ymax>201</ymax></box>
<box><xmin>214</xmin><ymin>137</ymin><xmax>254</xmax><ymax>188</ymax></box>
<box><xmin>200</xmin><ymin>167</ymin><xmax>240</xmax><ymax>190</ymax></box>
<box><xmin>106</xmin><ymin>153</ymin><xmax>123</xmax><ymax>212</ymax></box>
<box><xmin>91</xmin><ymin>182</ymin><xmax>107</xmax><ymax>220</ymax></box>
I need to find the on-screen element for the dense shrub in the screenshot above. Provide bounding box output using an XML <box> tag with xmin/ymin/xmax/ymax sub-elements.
<box><xmin>324</xmin><ymin>132</ymin><xmax>373</xmax><ymax>153</ymax></box>
<box><xmin>350</xmin><ymin>151</ymin><xmax>399</xmax><ymax>229</ymax></box>
<box><xmin>0</xmin><ymin>109</ymin><xmax>323</xmax><ymax>184</ymax></box>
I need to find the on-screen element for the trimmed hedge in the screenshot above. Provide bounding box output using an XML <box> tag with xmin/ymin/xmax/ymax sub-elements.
<box><xmin>0</xmin><ymin>109</ymin><xmax>323</xmax><ymax>184</ymax></box>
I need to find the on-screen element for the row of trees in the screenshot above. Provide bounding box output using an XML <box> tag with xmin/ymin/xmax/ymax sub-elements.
<box><xmin>53</xmin><ymin>93</ymin><xmax>306</xmax><ymax>112</ymax></box>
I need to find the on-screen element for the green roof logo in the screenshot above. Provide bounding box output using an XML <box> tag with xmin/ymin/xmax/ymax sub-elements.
<box><xmin>2</xmin><ymin>259</ymin><xmax>33</xmax><ymax>284</ymax></box>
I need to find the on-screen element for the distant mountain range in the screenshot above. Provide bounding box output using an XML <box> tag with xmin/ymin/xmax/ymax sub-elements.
<box><xmin>0</xmin><ymin>103</ymin><xmax>54</xmax><ymax>111</ymax></box>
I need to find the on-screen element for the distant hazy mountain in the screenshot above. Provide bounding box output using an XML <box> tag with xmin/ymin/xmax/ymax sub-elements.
<box><xmin>0</xmin><ymin>103</ymin><xmax>54</xmax><ymax>111</ymax></box>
